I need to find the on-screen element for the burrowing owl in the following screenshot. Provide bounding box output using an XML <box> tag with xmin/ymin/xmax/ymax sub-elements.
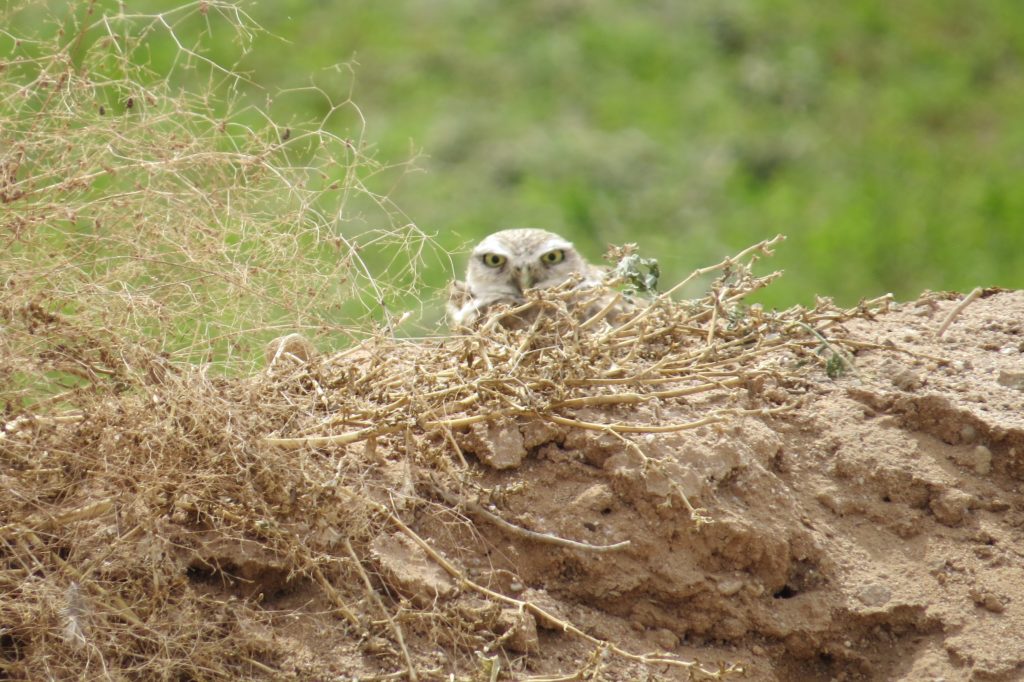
<box><xmin>448</xmin><ymin>228</ymin><xmax>605</xmax><ymax>327</ymax></box>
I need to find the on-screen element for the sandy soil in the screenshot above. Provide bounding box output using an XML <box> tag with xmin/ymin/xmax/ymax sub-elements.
<box><xmin>3</xmin><ymin>289</ymin><xmax>1023</xmax><ymax>681</ymax></box>
<box><xmin>400</xmin><ymin>289</ymin><xmax>1024</xmax><ymax>680</ymax></box>
<box><xmin>296</xmin><ymin>288</ymin><xmax>1024</xmax><ymax>679</ymax></box>
<box><xmin>432</xmin><ymin>288</ymin><xmax>1024</xmax><ymax>679</ymax></box>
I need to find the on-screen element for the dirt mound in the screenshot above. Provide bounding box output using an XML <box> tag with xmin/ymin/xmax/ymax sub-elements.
<box><xmin>3</xmin><ymin>279</ymin><xmax>1023</xmax><ymax>680</ymax></box>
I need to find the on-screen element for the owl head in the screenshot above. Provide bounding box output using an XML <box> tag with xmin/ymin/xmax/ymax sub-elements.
<box><xmin>464</xmin><ymin>228</ymin><xmax>590</xmax><ymax>305</ymax></box>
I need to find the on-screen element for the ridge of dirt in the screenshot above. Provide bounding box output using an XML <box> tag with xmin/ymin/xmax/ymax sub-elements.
<box><xmin>413</xmin><ymin>289</ymin><xmax>1024</xmax><ymax>680</ymax></box>
<box><xmin>2</xmin><ymin>289</ymin><xmax>1022</xmax><ymax>681</ymax></box>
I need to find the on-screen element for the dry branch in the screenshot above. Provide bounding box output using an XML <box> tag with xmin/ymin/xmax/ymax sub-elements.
<box><xmin>937</xmin><ymin>286</ymin><xmax>984</xmax><ymax>338</ymax></box>
<box><xmin>428</xmin><ymin>480</ymin><xmax>631</xmax><ymax>552</ymax></box>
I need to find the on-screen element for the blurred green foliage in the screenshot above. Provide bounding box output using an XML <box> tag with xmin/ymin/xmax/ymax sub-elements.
<box><xmin>12</xmin><ymin>0</ymin><xmax>1024</xmax><ymax>308</ymax></box>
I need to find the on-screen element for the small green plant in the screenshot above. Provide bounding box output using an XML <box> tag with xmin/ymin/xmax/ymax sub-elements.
<box><xmin>608</xmin><ymin>245</ymin><xmax>660</xmax><ymax>294</ymax></box>
<box><xmin>796</xmin><ymin>322</ymin><xmax>856</xmax><ymax>379</ymax></box>
<box><xmin>825</xmin><ymin>351</ymin><xmax>848</xmax><ymax>379</ymax></box>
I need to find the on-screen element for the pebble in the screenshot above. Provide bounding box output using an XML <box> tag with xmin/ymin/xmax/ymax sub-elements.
<box><xmin>930</xmin><ymin>489</ymin><xmax>974</xmax><ymax>526</ymax></box>
<box><xmin>971</xmin><ymin>445</ymin><xmax>992</xmax><ymax>475</ymax></box>
<box><xmin>717</xmin><ymin>578</ymin><xmax>745</xmax><ymax>596</ymax></box>
<box><xmin>997</xmin><ymin>370</ymin><xmax>1024</xmax><ymax>391</ymax></box>
<box><xmin>856</xmin><ymin>583</ymin><xmax>892</xmax><ymax>607</ymax></box>
<box><xmin>651</xmin><ymin>628</ymin><xmax>679</xmax><ymax>650</ymax></box>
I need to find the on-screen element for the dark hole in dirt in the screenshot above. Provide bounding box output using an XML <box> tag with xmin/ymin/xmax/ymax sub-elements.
<box><xmin>187</xmin><ymin>561</ymin><xmax>229</xmax><ymax>586</ymax></box>
<box><xmin>776</xmin><ymin>648</ymin><xmax>850</xmax><ymax>682</ymax></box>
<box><xmin>582</xmin><ymin>521</ymin><xmax>598</xmax><ymax>531</ymax></box>
<box><xmin>882</xmin><ymin>494</ymin><xmax>892</xmax><ymax>503</ymax></box>
<box><xmin>0</xmin><ymin>630</ymin><xmax>24</xmax><ymax>662</ymax></box>
<box><xmin>600</xmin><ymin>507</ymin><xmax>613</xmax><ymax>515</ymax></box>
<box><xmin>187</xmin><ymin>558</ymin><xmax>298</xmax><ymax>599</ymax></box>
<box><xmin>559</xmin><ymin>561</ymin><xmax>582</xmax><ymax>582</ymax></box>
<box><xmin>773</xmin><ymin>585</ymin><xmax>798</xmax><ymax>599</ymax></box>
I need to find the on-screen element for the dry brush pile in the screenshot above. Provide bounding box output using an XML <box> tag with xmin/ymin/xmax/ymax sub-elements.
<box><xmin>1</xmin><ymin>230</ymin><xmax>897</xmax><ymax>679</ymax></box>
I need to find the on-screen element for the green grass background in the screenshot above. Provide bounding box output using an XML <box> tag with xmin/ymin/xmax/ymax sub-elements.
<box><xmin>15</xmin><ymin>1</ymin><xmax>1024</xmax><ymax>309</ymax></box>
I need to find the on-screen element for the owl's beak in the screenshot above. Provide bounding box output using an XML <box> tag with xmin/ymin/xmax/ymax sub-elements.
<box><xmin>513</xmin><ymin>267</ymin><xmax>535</xmax><ymax>293</ymax></box>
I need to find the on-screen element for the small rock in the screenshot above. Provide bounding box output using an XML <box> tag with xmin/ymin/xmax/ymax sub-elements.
<box><xmin>856</xmin><ymin>583</ymin><xmax>892</xmax><ymax>607</ymax></box>
<box><xmin>988</xmin><ymin>498</ymin><xmax>1011</xmax><ymax>512</ymax></box>
<box><xmin>892</xmin><ymin>368</ymin><xmax>925</xmax><ymax>391</ymax></box>
<box><xmin>718</xmin><ymin>617</ymin><xmax>748</xmax><ymax>638</ymax></box>
<box><xmin>982</xmin><ymin>595</ymin><xmax>1006</xmax><ymax>613</ymax></box>
<box><xmin>930</xmin><ymin>489</ymin><xmax>974</xmax><ymax>526</ymax></box>
<box><xmin>570</xmin><ymin>484</ymin><xmax>616</xmax><ymax>514</ymax></box>
<box><xmin>371</xmin><ymin>533</ymin><xmax>456</xmax><ymax>607</ymax></box>
<box><xmin>497</xmin><ymin>609</ymin><xmax>539</xmax><ymax>653</ymax></box>
<box><xmin>520</xmin><ymin>419</ymin><xmax>562</xmax><ymax>448</ymax></box>
<box><xmin>970</xmin><ymin>445</ymin><xmax>992</xmax><ymax>475</ymax></box>
<box><xmin>651</xmin><ymin>628</ymin><xmax>680</xmax><ymax>650</ymax></box>
<box><xmin>602</xmin><ymin>452</ymin><xmax>634</xmax><ymax>473</ymax></box>
<box><xmin>969</xmin><ymin>588</ymin><xmax>1006</xmax><ymax>614</ymax></box>
<box><xmin>460</xmin><ymin>419</ymin><xmax>527</xmax><ymax>469</ymax></box>
<box><xmin>950</xmin><ymin>444</ymin><xmax>992</xmax><ymax>475</ymax></box>
<box><xmin>751</xmin><ymin>644</ymin><xmax>767</xmax><ymax>656</ymax></box>
<box><xmin>784</xmin><ymin>632</ymin><xmax>816</xmax><ymax>658</ymax></box>
<box><xmin>997</xmin><ymin>370</ymin><xmax>1024</xmax><ymax>391</ymax></box>
<box><xmin>717</xmin><ymin>578</ymin><xmax>745</xmax><ymax>597</ymax></box>
<box><xmin>642</xmin><ymin>461</ymin><xmax>701</xmax><ymax>501</ymax></box>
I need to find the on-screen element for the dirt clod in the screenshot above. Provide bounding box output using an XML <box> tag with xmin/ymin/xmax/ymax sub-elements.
<box><xmin>371</xmin><ymin>533</ymin><xmax>457</xmax><ymax>607</ymax></box>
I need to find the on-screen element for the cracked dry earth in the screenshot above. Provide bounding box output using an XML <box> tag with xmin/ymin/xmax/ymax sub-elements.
<box><xmin>399</xmin><ymin>289</ymin><xmax>1023</xmax><ymax>681</ymax></box>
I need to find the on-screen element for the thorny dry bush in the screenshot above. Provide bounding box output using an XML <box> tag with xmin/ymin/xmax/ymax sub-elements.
<box><xmin>1</xmin><ymin>0</ymin><xmax>435</xmax><ymax>411</ymax></box>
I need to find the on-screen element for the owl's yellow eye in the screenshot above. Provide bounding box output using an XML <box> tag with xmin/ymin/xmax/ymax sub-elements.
<box><xmin>481</xmin><ymin>253</ymin><xmax>507</xmax><ymax>268</ymax></box>
<box><xmin>541</xmin><ymin>249</ymin><xmax>566</xmax><ymax>265</ymax></box>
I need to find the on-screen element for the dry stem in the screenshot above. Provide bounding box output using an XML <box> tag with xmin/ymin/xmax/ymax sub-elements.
<box><xmin>937</xmin><ymin>287</ymin><xmax>984</xmax><ymax>338</ymax></box>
